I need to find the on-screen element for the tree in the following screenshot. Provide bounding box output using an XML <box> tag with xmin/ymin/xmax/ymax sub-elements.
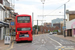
<box><xmin>33</xmin><ymin>25</ymin><xmax>40</xmax><ymax>31</ymax></box>
<box><xmin>53</xmin><ymin>30</ymin><xmax>58</xmax><ymax>32</ymax></box>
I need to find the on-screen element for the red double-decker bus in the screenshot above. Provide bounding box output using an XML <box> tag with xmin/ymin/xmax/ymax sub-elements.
<box><xmin>15</xmin><ymin>14</ymin><xmax>33</xmax><ymax>42</ymax></box>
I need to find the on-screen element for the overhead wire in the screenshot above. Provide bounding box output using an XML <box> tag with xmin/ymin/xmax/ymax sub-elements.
<box><xmin>45</xmin><ymin>0</ymin><xmax>70</xmax><ymax>15</ymax></box>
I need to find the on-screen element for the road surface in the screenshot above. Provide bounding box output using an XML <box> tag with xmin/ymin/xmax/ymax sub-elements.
<box><xmin>8</xmin><ymin>34</ymin><xmax>75</xmax><ymax>50</ymax></box>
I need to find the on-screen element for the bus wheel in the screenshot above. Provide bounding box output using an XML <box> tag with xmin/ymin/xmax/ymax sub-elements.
<box><xmin>16</xmin><ymin>41</ymin><xmax>19</xmax><ymax>43</ymax></box>
<box><xmin>29</xmin><ymin>41</ymin><xmax>32</xmax><ymax>43</ymax></box>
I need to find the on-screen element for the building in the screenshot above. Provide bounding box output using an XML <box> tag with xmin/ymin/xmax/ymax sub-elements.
<box><xmin>53</xmin><ymin>23</ymin><xmax>61</xmax><ymax>29</ymax></box>
<box><xmin>39</xmin><ymin>26</ymin><xmax>59</xmax><ymax>33</ymax></box>
<box><xmin>44</xmin><ymin>23</ymin><xmax>52</xmax><ymax>27</ymax></box>
<box><xmin>9</xmin><ymin>12</ymin><xmax>19</xmax><ymax>35</ymax></box>
<box><xmin>52</xmin><ymin>18</ymin><xmax>63</xmax><ymax>26</ymax></box>
<box><xmin>66</xmin><ymin>10</ymin><xmax>75</xmax><ymax>21</ymax></box>
<box><xmin>0</xmin><ymin>0</ymin><xmax>14</xmax><ymax>40</ymax></box>
<box><xmin>66</xmin><ymin>11</ymin><xmax>75</xmax><ymax>37</ymax></box>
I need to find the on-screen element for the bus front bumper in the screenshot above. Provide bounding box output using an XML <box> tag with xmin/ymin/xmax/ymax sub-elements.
<box><xmin>16</xmin><ymin>37</ymin><xmax>33</xmax><ymax>42</ymax></box>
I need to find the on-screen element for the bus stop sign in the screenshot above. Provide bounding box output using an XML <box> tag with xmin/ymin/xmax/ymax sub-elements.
<box><xmin>10</xmin><ymin>22</ymin><xmax>15</xmax><ymax>25</ymax></box>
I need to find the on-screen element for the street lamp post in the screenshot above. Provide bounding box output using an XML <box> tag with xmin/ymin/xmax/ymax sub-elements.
<box><xmin>64</xmin><ymin>0</ymin><xmax>70</xmax><ymax>37</ymax></box>
<box><xmin>41</xmin><ymin>0</ymin><xmax>45</xmax><ymax>16</ymax></box>
<box><xmin>41</xmin><ymin>0</ymin><xmax>45</xmax><ymax>34</ymax></box>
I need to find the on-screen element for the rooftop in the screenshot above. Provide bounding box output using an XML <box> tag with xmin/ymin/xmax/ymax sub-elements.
<box><xmin>66</xmin><ymin>10</ymin><xmax>75</xmax><ymax>14</ymax></box>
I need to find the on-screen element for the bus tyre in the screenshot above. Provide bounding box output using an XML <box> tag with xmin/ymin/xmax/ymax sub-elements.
<box><xmin>16</xmin><ymin>41</ymin><xmax>19</xmax><ymax>43</ymax></box>
<box><xmin>30</xmin><ymin>41</ymin><xmax>32</xmax><ymax>43</ymax></box>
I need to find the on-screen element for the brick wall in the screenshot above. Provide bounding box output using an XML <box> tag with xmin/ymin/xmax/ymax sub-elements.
<box><xmin>53</xmin><ymin>23</ymin><xmax>60</xmax><ymax>29</ymax></box>
<box><xmin>69</xmin><ymin>14</ymin><xmax>75</xmax><ymax>21</ymax></box>
<box><xmin>44</xmin><ymin>23</ymin><xmax>51</xmax><ymax>27</ymax></box>
<box><xmin>39</xmin><ymin>26</ymin><xmax>59</xmax><ymax>33</ymax></box>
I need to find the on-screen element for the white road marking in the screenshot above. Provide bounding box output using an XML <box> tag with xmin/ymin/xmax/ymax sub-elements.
<box><xmin>55</xmin><ymin>46</ymin><xmax>62</xmax><ymax>49</ymax></box>
<box><xmin>46</xmin><ymin>35</ymin><xmax>62</xmax><ymax>46</ymax></box>
<box><xmin>42</xmin><ymin>39</ymin><xmax>44</xmax><ymax>43</ymax></box>
<box><xmin>41</xmin><ymin>39</ymin><xmax>46</xmax><ymax>44</ymax></box>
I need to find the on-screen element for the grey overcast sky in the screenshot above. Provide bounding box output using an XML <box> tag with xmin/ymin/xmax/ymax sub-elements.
<box><xmin>9</xmin><ymin>0</ymin><xmax>75</xmax><ymax>25</ymax></box>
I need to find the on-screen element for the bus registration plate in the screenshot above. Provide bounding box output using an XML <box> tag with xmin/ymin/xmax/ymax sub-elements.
<box><xmin>24</xmin><ymin>34</ymin><xmax>29</xmax><ymax>37</ymax></box>
<box><xmin>19</xmin><ymin>34</ymin><xmax>29</xmax><ymax>37</ymax></box>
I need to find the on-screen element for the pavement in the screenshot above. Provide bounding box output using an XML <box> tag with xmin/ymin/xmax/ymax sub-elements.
<box><xmin>0</xmin><ymin>36</ymin><xmax>15</xmax><ymax>50</ymax></box>
<box><xmin>54</xmin><ymin>34</ymin><xmax>75</xmax><ymax>42</ymax></box>
<box><xmin>0</xmin><ymin>40</ymin><xmax>9</xmax><ymax>50</ymax></box>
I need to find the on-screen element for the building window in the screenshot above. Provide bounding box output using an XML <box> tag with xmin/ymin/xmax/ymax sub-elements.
<box><xmin>47</xmin><ymin>25</ymin><xmax>49</xmax><ymax>27</ymax></box>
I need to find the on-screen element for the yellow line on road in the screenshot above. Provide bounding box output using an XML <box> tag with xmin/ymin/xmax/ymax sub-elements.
<box><xmin>7</xmin><ymin>41</ymin><xmax>14</xmax><ymax>50</ymax></box>
<box><xmin>58</xmin><ymin>49</ymin><xmax>61</xmax><ymax>50</ymax></box>
<box><xmin>61</xmin><ymin>46</ymin><xmax>64</xmax><ymax>48</ymax></box>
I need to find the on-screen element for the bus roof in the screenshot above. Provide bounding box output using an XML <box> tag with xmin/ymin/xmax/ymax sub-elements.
<box><xmin>16</xmin><ymin>14</ymin><xmax>31</xmax><ymax>17</ymax></box>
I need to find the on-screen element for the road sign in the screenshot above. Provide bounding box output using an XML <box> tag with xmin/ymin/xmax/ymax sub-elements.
<box><xmin>33</xmin><ymin>28</ymin><xmax>35</xmax><ymax>30</ymax></box>
<box><xmin>62</xmin><ymin>26</ymin><xmax>66</xmax><ymax>30</ymax></box>
<box><xmin>10</xmin><ymin>22</ymin><xmax>15</xmax><ymax>25</ymax></box>
<box><xmin>4</xmin><ymin>36</ymin><xmax>11</xmax><ymax>45</ymax></box>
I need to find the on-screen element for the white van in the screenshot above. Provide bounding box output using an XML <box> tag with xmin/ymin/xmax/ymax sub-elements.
<box><xmin>49</xmin><ymin>32</ymin><xmax>53</xmax><ymax>35</ymax></box>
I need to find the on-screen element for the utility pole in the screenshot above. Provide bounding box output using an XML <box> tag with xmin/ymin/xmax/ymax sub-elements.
<box><xmin>41</xmin><ymin>0</ymin><xmax>45</xmax><ymax>34</ymax></box>
<box><xmin>32</xmin><ymin>12</ymin><xmax>34</xmax><ymax>35</ymax></box>
<box><xmin>34</xmin><ymin>20</ymin><xmax>46</xmax><ymax>34</ymax></box>
<box><xmin>37</xmin><ymin>20</ymin><xmax>38</xmax><ymax>34</ymax></box>
<box><xmin>64</xmin><ymin>4</ymin><xmax>66</xmax><ymax>37</ymax></box>
<box><xmin>38</xmin><ymin>15</ymin><xmax>64</xmax><ymax>16</ymax></box>
<box><xmin>32</xmin><ymin>12</ymin><xmax>34</xmax><ymax>27</ymax></box>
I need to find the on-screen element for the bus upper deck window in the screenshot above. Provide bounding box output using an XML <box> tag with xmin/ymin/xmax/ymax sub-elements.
<box><xmin>17</xmin><ymin>16</ymin><xmax>30</xmax><ymax>23</ymax></box>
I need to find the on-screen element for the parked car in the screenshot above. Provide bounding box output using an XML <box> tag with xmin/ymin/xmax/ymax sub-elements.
<box><xmin>49</xmin><ymin>32</ymin><xmax>53</xmax><ymax>35</ymax></box>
